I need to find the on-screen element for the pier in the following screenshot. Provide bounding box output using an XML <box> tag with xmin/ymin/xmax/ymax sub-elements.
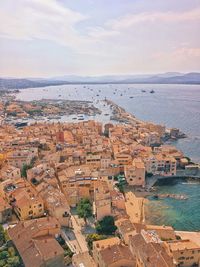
<box><xmin>146</xmin><ymin>172</ymin><xmax>200</xmax><ymax>190</ymax></box>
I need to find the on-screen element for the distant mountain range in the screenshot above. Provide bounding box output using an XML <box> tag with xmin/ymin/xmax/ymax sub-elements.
<box><xmin>0</xmin><ymin>72</ymin><xmax>200</xmax><ymax>90</ymax></box>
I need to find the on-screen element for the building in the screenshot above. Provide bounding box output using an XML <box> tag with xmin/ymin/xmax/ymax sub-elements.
<box><xmin>94</xmin><ymin>243</ymin><xmax>135</xmax><ymax>267</ymax></box>
<box><xmin>6</xmin><ymin>147</ymin><xmax>38</xmax><ymax>168</ymax></box>
<box><xmin>110</xmin><ymin>190</ymin><xmax>126</xmax><ymax>211</ymax></box>
<box><xmin>40</xmin><ymin>186</ymin><xmax>70</xmax><ymax>227</ymax></box>
<box><xmin>114</xmin><ymin>153</ymin><xmax>132</xmax><ymax>166</ymax></box>
<box><xmin>145</xmin><ymin>225</ymin><xmax>176</xmax><ymax>241</ymax></box>
<box><xmin>86</xmin><ymin>153</ymin><xmax>101</xmax><ymax>168</ymax></box>
<box><xmin>124</xmin><ymin>158</ymin><xmax>145</xmax><ymax>187</ymax></box>
<box><xmin>94</xmin><ymin>180</ymin><xmax>112</xmax><ymax>221</ymax></box>
<box><xmin>72</xmin><ymin>251</ymin><xmax>97</xmax><ymax>267</ymax></box>
<box><xmin>93</xmin><ymin>237</ymin><xmax>134</xmax><ymax>267</ymax></box>
<box><xmin>57</xmin><ymin>165</ymin><xmax>98</xmax><ymax>207</ymax></box>
<box><xmin>0</xmin><ymin>196</ymin><xmax>12</xmax><ymax>223</ymax></box>
<box><xmin>144</xmin><ymin>154</ymin><xmax>176</xmax><ymax>176</ymax></box>
<box><xmin>165</xmin><ymin>239</ymin><xmax>200</xmax><ymax>267</ymax></box>
<box><xmin>129</xmin><ymin>230</ymin><xmax>175</xmax><ymax>267</ymax></box>
<box><xmin>115</xmin><ymin>218</ymin><xmax>136</xmax><ymax>245</ymax></box>
<box><xmin>8</xmin><ymin>217</ymin><xmax>65</xmax><ymax>267</ymax></box>
<box><xmin>3</xmin><ymin>179</ymin><xmax>44</xmax><ymax>220</ymax></box>
<box><xmin>0</xmin><ymin>165</ymin><xmax>21</xmax><ymax>181</ymax></box>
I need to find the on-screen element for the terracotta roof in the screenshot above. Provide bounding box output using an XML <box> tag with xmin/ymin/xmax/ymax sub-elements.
<box><xmin>8</xmin><ymin>217</ymin><xmax>63</xmax><ymax>267</ymax></box>
<box><xmin>130</xmin><ymin>233</ymin><xmax>174</xmax><ymax>267</ymax></box>
<box><xmin>167</xmin><ymin>239</ymin><xmax>200</xmax><ymax>251</ymax></box>
<box><xmin>116</xmin><ymin>218</ymin><xmax>135</xmax><ymax>234</ymax></box>
<box><xmin>100</xmin><ymin>244</ymin><xmax>135</xmax><ymax>266</ymax></box>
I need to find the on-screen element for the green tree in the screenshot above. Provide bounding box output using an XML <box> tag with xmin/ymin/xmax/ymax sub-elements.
<box><xmin>0</xmin><ymin>251</ymin><xmax>9</xmax><ymax>260</ymax></box>
<box><xmin>77</xmin><ymin>198</ymin><xmax>92</xmax><ymax>223</ymax></box>
<box><xmin>96</xmin><ymin>216</ymin><xmax>117</xmax><ymax>235</ymax></box>
<box><xmin>21</xmin><ymin>157</ymin><xmax>37</xmax><ymax>178</ymax></box>
<box><xmin>21</xmin><ymin>164</ymin><xmax>29</xmax><ymax>178</ymax></box>
<box><xmin>0</xmin><ymin>260</ymin><xmax>6</xmax><ymax>267</ymax></box>
<box><xmin>6</xmin><ymin>256</ymin><xmax>20</xmax><ymax>267</ymax></box>
<box><xmin>0</xmin><ymin>225</ymin><xmax>5</xmax><ymax>245</ymax></box>
<box><xmin>116</xmin><ymin>183</ymin><xmax>124</xmax><ymax>194</ymax></box>
<box><xmin>8</xmin><ymin>247</ymin><xmax>16</xmax><ymax>257</ymax></box>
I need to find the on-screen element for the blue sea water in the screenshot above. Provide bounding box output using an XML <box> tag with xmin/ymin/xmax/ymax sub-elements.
<box><xmin>16</xmin><ymin>83</ymin><xmax>200</xmax><ymax>162</ymax></box>
<box><xmin>16</xmin><ymin>83</ymin><xmax>200</xmax><ymax>231</ymax></box>
<box><xmin>146</xmin><ymin>182</ymin><xmax>200</xmax><ymax>231</ymax></box>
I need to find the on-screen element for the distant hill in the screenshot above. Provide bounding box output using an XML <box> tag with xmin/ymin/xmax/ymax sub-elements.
<box><xmin>0</xmin><ymin>72</ymin><xmax>200</xmax><ymax>90</ymax></box>
<box><xmin>50</xmin><ymin>72</ymin><xmax>200</xmax><ymax>84</ymax></box>
<box><xmin>0</xmin><ymin>78</ymin><xmax>69</xmax><ymax>90</ymax></box>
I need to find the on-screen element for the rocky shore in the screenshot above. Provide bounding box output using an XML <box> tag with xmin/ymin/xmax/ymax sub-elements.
<box><xmin>153</xmin><ymin>193</ymin><xmax>188</xmax><ymax>200</ymax></box>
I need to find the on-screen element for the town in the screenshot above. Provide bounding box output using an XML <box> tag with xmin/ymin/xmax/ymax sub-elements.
<box><xmin>0</xmin><ymin>109</ymin><xmax>200</xmax><ymax>267</ymax></box>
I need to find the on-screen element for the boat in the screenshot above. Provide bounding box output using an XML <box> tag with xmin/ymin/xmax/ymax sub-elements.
<box><xmin>153</xmin><ymin>195</ymin><xmax>159</xmax><ymax>199</ymax></box>
<box><xmin>129</xmin><ymin>96</ymin><xmax>134</xmax><ymax>99</ymax></box>
<box><xmin>150</xmin><ymin>90</ymin><xmax>155</xmax><ymax>94</ymax></box>
<box><xmin>141</xmin><ymin>90</ymin><xmax>146</xmax><ymax>93</ymax></box>
<box><xmin>15</xmin><ymin>121</ymin><xmax>28</xmax><ymax>128</ymax></box>
<box><xmin>47</xmin><ymin>116</ymin><xmax>61</xmax><ymax>120</ymax></box>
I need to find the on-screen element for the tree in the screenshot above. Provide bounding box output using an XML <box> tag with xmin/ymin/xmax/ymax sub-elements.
<box><xmin>0</xmin><ymin>251</ymin><xmax>9</xmax><ymax>260</ymax></box>
<box><xmin>0</xmin><ymin>225</ymin><xmax>5</xmax><ymax>245</ymax></box>
<box><xmin>6</xmin><ymin>256</ymin><xmax>20</xmax><ymax>267</ymax></box>
<box><xmin>96</xmin><ymin>216</ymin><xmax>117</xmax><ymax>235</ymax></box>
<box><xmin>0</xmin><ymin>260</ymin><xmax>6</xmax><ymax>267</ymax></box>
<box><xmin>77</xmin><ymin>198</ymin><xmax>92</xmax><ymax>223</ymax></box>
<box><xmin>8</xmin><ymin>247</ymin><xmax>16</xmax><ymax>257</ymax></box>
<box><xmin>116</xmin><ymin>183</ymin><xmax>124</xmax><ymax>194</ymax></box>
<box><xmin>21</xmin><ymin>164</ymin><xmax>29</xmax><ymax>178</ymax></box>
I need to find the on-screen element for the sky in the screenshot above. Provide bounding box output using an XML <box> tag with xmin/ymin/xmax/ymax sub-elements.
<box><xmin>0</xmin><ymin>0</ymin><xmax>200</xmax><ymax>78</ymax></box>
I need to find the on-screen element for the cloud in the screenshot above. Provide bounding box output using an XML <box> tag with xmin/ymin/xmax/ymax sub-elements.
<box><xmin>0</xmin><ymin>0</ymin><xmax>87</xmax><ymax>47</ymax></box>
<box><xmin>87</xmin><ymin>27</ymin><xmax>119</xmax><ymax>39</ymax></box>
<box><xmin>107</xmin><ymin>8</ymin><xmax>200</xmax><ymax>30</ymax></box>
<box><xmin>0</xmin><ymin>1</ymin><xmax>199</xmax><ymax>76</ymax></box>
<box><xmin>154</xmin><ymin>47</ymin><xmax>200</xmax><ymax>60</ymax></box>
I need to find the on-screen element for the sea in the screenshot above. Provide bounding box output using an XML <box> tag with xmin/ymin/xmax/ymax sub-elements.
<box><xmin>15</xmin><ymin>83</ymin><xmax>200</xmax><ymax>231</ymax></box>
